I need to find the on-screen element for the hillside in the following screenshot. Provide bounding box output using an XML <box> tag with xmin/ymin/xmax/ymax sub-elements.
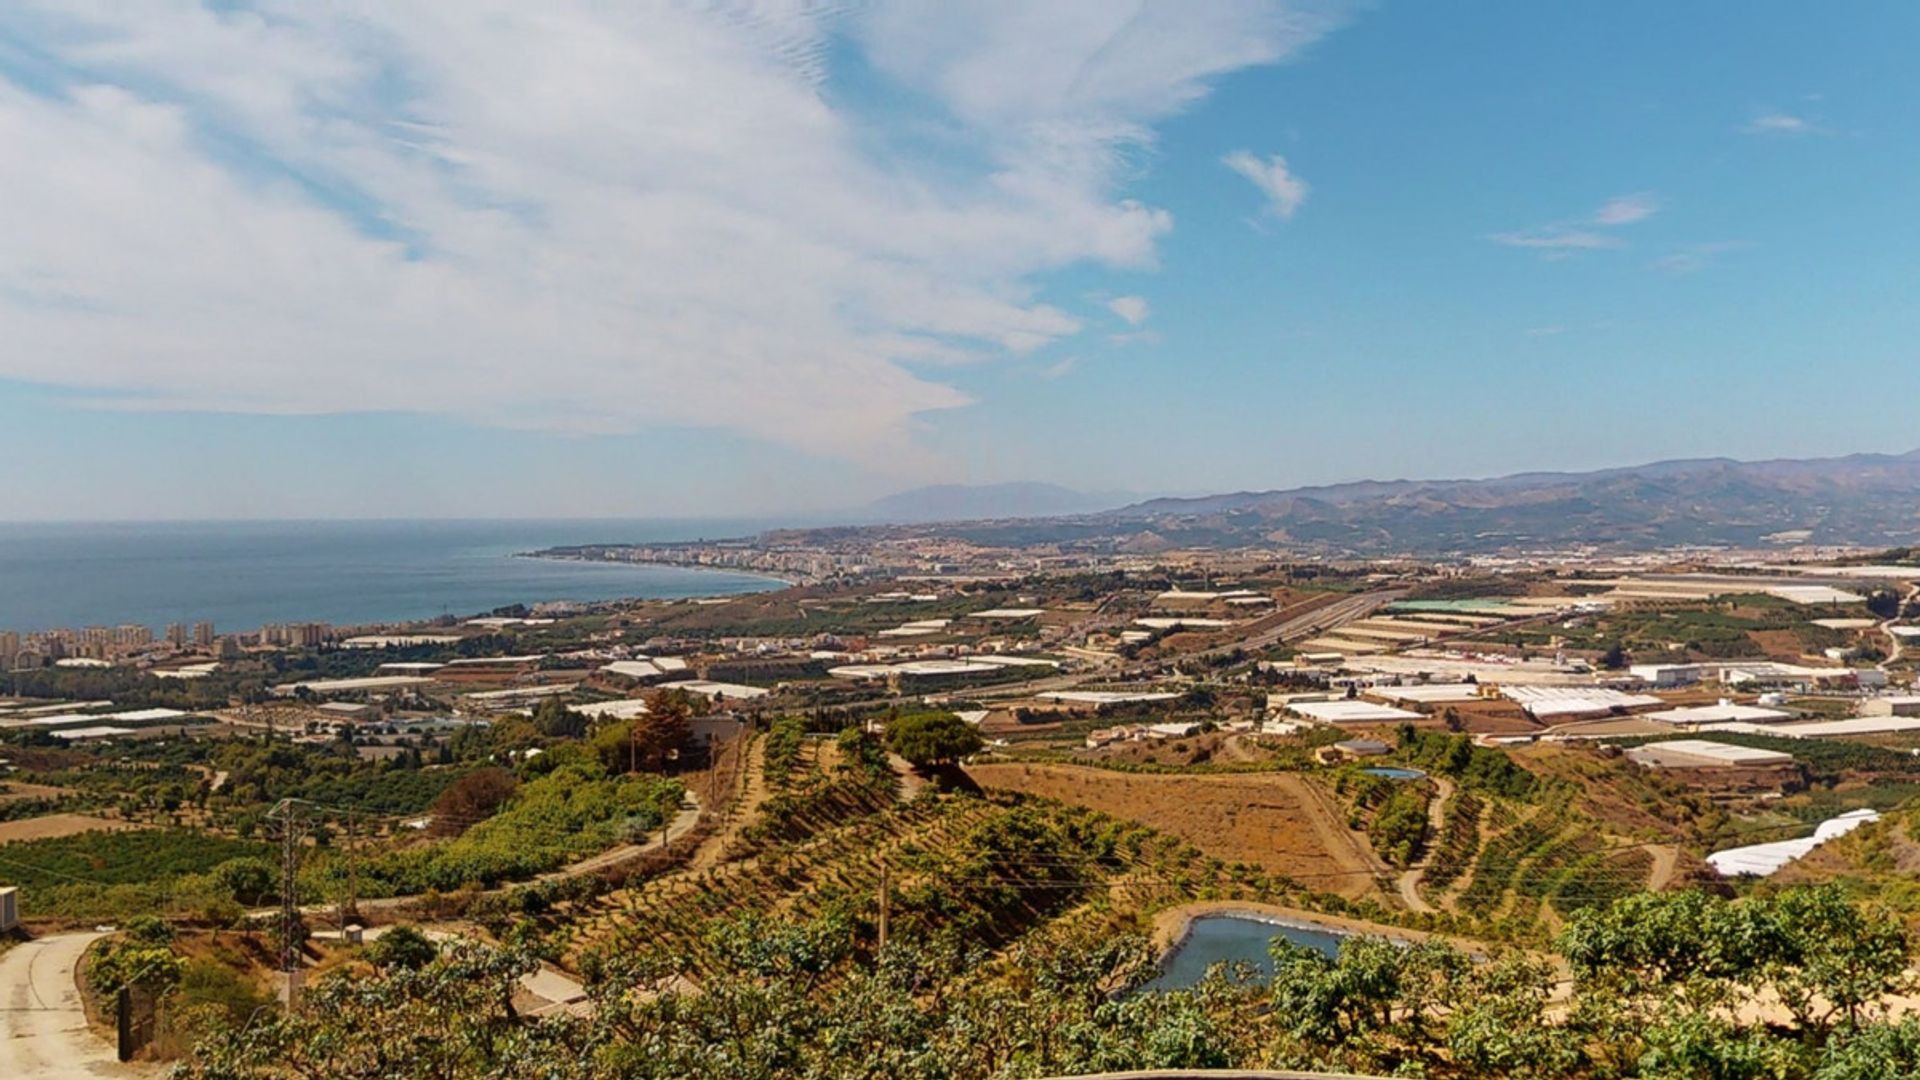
<box><xmin>1098</xmin><ymin>449</ymin><xmax>1920</xmax><ymax>553</ymax></box>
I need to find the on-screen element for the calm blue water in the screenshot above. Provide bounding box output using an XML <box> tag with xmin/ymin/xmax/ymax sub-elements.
<box><xmin>1144</xmin><ymin>915</ymin><xmax>1345</xmax><ymax>991</ymax></box>
<box><xmin>1364</xmin><ymin>766</ymin><xmax>1427</xmax><ymax>780</ymax></box>
<box><xmin>0</xmin><ymin>519</ymin><xmax>786</xmax><ymax>634</ymax></box>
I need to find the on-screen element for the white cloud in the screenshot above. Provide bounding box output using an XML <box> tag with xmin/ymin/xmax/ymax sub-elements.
<box><xmin>1650</xmin><ymin>241</ymin><xmax>1746</xmax><ymax>274</ymax></box>
<box><xmin>1040</xmin><ymin>356</ymin><xmax>1080</xmax><ymax>380</ymax></box>
<box><xmin>1593</xmin><ymin>192</ymin><xmax>1660</xmax><ymax>226</ymax></box>
<box><xmin>1222</xmin><ymin>149</ymin><xmax>1309</xmax><ymax>220</ymax></box>
<box><xmin>1106</xmin><ymin>295</ymin><xmax>1150</xmax><ymax>326</ymax></box>
<box><xmin>1491</xmin><ymin>228</ymin><xmax>1622</xmax><ymax>253</ymax></box>
<box><xmin>1493</xmin><ymin>192</ymin><xmax>1657</xmax><ymax>257</ymax></box>
<box><xmin>1744</xmin><ymin>111</ymin><xmax>1816</xmax><ymax>136</ymax></box>
<box><xmin>0</xmin><ymin>1</ymin><xmax>1348</xmax><ymax>466</ymax></box>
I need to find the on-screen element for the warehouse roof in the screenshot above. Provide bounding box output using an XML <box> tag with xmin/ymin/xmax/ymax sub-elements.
<box><xmin>1625</xmin><ymin>739</ymin><xmax>1793</xmax><ymax>768</ymax></box>
<box><xmin>1289</xmin><ymin>700</ymin><xmax>1424</xmax><ymax>724</ymax></box>
<box><xmin>1643</xmin><ymin>702</ymin><xmax>1795</xmax><ymax>725</ymax></box>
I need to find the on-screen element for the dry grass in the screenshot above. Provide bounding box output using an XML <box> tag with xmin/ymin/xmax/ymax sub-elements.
<box><xmin>0</xmin><ymin>813</ymin><xmax>146</xmax><ymax>844</ymax></box>
<box><xmin>964</xmin><ymin>762</ymin><xmax>1387</xmax><ymax>899</ymax></box>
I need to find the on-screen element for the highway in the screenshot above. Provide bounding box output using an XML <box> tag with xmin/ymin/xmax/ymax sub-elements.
<box><xmin>1194</xmin><ymin>589</ymin><xmax>1405</xmax><ymax>660</ymax></box>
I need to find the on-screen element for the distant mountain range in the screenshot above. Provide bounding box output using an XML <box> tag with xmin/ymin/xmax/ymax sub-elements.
<box><xmin>855</xmin><ymin>450</ymin><xmax>1920</xmax><ymax>555</ymax></box>
<box><xmin>863</xmin><ymin>482</ymin><xmax>1130</xmax><ymax>523</ymax></box>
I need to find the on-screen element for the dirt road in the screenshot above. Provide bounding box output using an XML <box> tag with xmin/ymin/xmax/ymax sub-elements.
<box><xmin>1394</xmin><ymin>776</ymin><xmax>1454</xmax><ymax>914</ymax></box>
<box><xmin>0</xmin><ymin>932</ymin><xmax>154</xmax><ymax>1079</ymax></box>
<box><xmin>548</xmin><ymin>793</ymin><xmax>702</xmax><ymax>878</ymax></box>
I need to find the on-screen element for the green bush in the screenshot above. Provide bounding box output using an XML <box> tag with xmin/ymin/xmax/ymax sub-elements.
<box><xmin>330</xmin><ymin>762</ymin><xmax>682</xmax><ymax>896</ymax></box>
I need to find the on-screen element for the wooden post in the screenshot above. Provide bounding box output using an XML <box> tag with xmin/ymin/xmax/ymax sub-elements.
<box><xmin>877</xmin><ymin>862</ymin><xmax>890</xmax><ymax>950</ymax></box>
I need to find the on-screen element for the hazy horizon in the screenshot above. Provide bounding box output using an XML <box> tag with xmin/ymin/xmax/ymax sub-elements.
<box><xmin>3</xmin><ymin>440</ymin><xmax>1920</xmax><ymax>524</ymax></box>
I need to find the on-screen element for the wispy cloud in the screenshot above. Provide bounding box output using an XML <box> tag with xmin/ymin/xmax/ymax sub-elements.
<box><xmin>1222</xmin><ymin>150</ymin><xmax>1309</xmax><ymax>221</ymax></box>
<box><xmin>1040</xmin><ymin>356</ymin><xmax>1079</xmax><ymax>380</ymax></box>
<box><xmin>0</xmin><ymin>1</ymin><xmax>1353</xmax><ymax>468</ymax></box>
<box><xmin>1593</xmin><ymin>192</ymin><xmax>1660</xmax><ymax>226</ymax></box>
<box><xmin>1491</xmin><ymin>228</ymin><xmax>1623</xmax><ymax>253</ymax></box>
<box><xmin>1494</xmin><ymin>192</ymin><xmax>1659</xmax><ymax>256</ymax></box>
<box><xmin>1743</xmin><ymin>110</ymin><xmax>1818</xmax><ymax>136</ymax></box>
<box><xmin>1650</xmin><ymin>242</ymin><xmax>1747</xmax><ymax>274</ymax></box>
<box><xmin>1106</xmin><ymin>295</ymin><xmax>1150</xmax><ymax>326</ymax></box>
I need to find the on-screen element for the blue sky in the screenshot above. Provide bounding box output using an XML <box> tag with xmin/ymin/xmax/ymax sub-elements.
<box><xmin>1</xmin><ymin>2</ymin><xmax>1916</xmax><ymax>520</ymax></box>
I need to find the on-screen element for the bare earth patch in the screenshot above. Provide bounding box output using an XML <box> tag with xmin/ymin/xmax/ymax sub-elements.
<box><xmin>0</xmin><ymin>813</ymin><xmax>147</xmax><ymax>844</ymax></box>
<box><xmin>965</xmin><ymin>762</ymin><xmax>1386</xmax><ymax>899</ymax></box>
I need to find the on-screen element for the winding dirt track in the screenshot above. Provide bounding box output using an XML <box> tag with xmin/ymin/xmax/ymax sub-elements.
<box><xmin>1394</xmin><ymin>776</ymin><xmax>1454</xmax><ymax>914</ymax></box>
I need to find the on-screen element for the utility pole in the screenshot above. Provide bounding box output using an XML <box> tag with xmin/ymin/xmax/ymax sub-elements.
<box><xmin>338</xmin><ymin>810</ymin><xmax>358</xmax><ymax>933</ymax></box>
<box><xmin>877</xmin><ymin>862</ymin><xmax>890</xmax><ymax>951</ymax></box>
<box><xmin>265</xmin><ymin>798</ymin><xmax>308</xmax><ymax>1009</ymax></box>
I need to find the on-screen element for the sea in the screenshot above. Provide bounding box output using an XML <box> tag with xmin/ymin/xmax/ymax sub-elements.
<box><xmin>0</xmin><ymin>519</ymin><xmax>789</xmax><ymax>635</ymax></box>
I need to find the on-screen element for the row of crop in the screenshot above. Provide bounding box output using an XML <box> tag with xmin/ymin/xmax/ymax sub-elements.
<box><xmin>762</xmin><ymin>716</ymin><xmax>809</xmax><ymax>791</ymax></box>
<box><xmin>1455</xmin><ymin>812</ymin><xmax>1563</xmax><ymax>917</ymax></box>
<box><xmin>1421</xmin><ymin>791</ymin><xmax>1484</xmax><ymax>892</ymax></box>
<box><xmin>0</xmin><ymin>828</ymin><xmax>274</xmax><ymax>921</ymax></box>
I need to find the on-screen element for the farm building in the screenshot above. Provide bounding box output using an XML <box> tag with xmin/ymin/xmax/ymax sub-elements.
<box><xmin>1288</xmin><ymin>700</ymin><xmax>1424</xmax><ymax>724</ymax></box>
<box><xmin>1642</xmin><ymin>701</ymin><xmax>1795</xmax><ymax>726</ymax></box>
<box><xmin>1623</xmin><ymin>739</ymin><xmax>1799</xmax><ymax>791</ymax></box>
<box><xmin>1501</xmin><ymin>686</ymin><xmax>1663</xmax><ymax>722</ymax></box>
<box><xmin>1862</xmin><ymin>695</ymin><xmax>1920</xmax><ymax>718</ymax></box>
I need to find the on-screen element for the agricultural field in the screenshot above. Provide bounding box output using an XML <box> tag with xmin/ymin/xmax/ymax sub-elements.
<box><xmin>1504</xmin><ymin>592</ymin><xmax>1883</xmax><ymax>663</ymax></box>
<box><xmin>964</xmin><ymin>761</ymin><xmax>1387</xmax><ymax>899</ymax></box>
<box><xmin>1</xmin><ymin>827</ymin><xmax>274</xmax><ymax>921</ymax></box>
<box><xmin>0</xmin><ymin>812</ymin><xmax>145</xmax><ymax>844</ymax></box>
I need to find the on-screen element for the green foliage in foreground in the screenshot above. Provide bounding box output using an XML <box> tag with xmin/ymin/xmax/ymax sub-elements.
<box><xmin>173</xmin><ymin>884</ymin><xmax>1920</xmax><ymax>1080</ymax></box>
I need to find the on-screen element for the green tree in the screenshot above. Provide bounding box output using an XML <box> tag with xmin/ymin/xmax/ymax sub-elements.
<box><xmin>212</xmin><ymin>857</ymin><xmax>278</xmax><ymax>906</ymax></box>
<box><xmin>886</xmin><ymin>712</ymin><xmax>982</xmax><ymax>769</ymax></box>
<box><xmin>531</xmin><ymin>697</ymin><xmax>587</xmax><ymax>739</ymax></box>
<box><xmin>365</xmin><ymin>925</ymin><xmax>440</xmax><ymax>970</ymax></box>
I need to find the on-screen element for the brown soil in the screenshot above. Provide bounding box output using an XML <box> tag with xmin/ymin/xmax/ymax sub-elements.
<box><xmin>0</xmin><ymin>813</ymin><xmax>147</xmax><ymax>843</ymax></box>
<box><xmin>1088</xmin><ymin>731</ymin><xmax>1267</xmax><ymax>769</ymax></box>
<box><xmin>1425</xmin><ymin>700</ymin><xmax>1538</xmax><ymax>735</ymax></box>
<box><xmin>1747</xmin><ymin>629</ymin><xmax>1809</xmax><ymax>661</ymax></box>
<box><xmin>964</xmin><ymin>762</ymin><xmax>1387</xmax><ymax>899</ymax></box>
<box><xmin>0</xmin><ymin>781</ymin><xmax>69</xmax><ymax>803</ymax></box>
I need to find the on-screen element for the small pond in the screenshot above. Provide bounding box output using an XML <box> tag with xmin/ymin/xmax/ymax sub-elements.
<box><xmin>1363</xmin><ymin>766</ymin><xmax>1427</xmax><ymax>781</ymax></box>
<box><xmin>1144</xmin><ymin>915</ymin><xmax>1347</xmax><ymax>991</ymax></box>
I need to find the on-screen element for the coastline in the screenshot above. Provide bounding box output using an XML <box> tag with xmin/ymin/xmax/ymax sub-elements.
<box><xmin>515</xmin><ymin>551</ymin><xmax>806</xmax><ymax>588</ymax></box>
<box><xmin>0</xmin><ymin>521</ymin><xmax>797</xmax><ymax>637</ymax></box>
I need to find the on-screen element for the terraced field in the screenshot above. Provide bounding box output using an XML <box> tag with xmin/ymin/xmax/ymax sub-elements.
<box><xmin>964</xmin><ymin>762</ymin><xmax>1387</xmax><ymax>899</ymax></box>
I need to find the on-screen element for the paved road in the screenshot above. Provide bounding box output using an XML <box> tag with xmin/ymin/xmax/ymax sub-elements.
<box><xmin>1196</xmin><ymin>589</ymin><xmax>1405</xmax><ymax>660</ymax></box>
<box><xmin>0</xmin><ymin>933</ymin><xmax>152</xmax><ymax>1079</ymax></box>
